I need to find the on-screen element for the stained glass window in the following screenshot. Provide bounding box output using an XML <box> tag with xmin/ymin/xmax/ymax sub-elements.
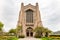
<box><xmin>26</xmin><ymin>9</ymin><xmax>33</xmax><ymax>23</ymax></box>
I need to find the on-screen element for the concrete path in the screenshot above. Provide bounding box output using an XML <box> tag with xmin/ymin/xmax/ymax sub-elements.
<box><xmin>18</xmin><ymin>37</ymin><xmax>41</xmax><ymax>40</ymax></box>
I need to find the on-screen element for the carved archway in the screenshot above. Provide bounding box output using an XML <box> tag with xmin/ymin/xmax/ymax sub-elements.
<box><xmin>26</xmin><ymin>27</ymin><xmax>33</xmax><ymax>37</ymax></box>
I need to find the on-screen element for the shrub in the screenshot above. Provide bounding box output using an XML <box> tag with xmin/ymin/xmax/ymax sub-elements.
<box><xmin>0</xmin><ymin>36</ymin><xmax>7</xmax><ymax>40</ymax></box>
<box><xmin>7</xmin><ymin>36</ymin><xmax>18</xmax><ymax>40</ymax></box>
<box><xmin>18</xmin><ymin>35</ymin><xmax>25</xmax><ymax>38</ymax></box>
<box><xmin>0</xmin><ymin>36</ymin><xmax>18</xmax><ymax>40</ymax></box>
<box><xmin>34</xmin><ymin>33</ymin><xmax>41</xmax><ymax>38</ymax></box>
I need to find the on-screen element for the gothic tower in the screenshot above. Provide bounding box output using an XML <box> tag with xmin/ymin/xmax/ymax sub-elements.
<box><xmin>17</xmin><ymin>3</ymin><xmax>43</xmax><ymax>37</ymax></box>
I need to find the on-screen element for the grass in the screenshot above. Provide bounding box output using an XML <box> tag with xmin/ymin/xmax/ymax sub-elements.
<box><xmin>0</xmin><ymin>36</ymin><xmax>18</xmax><ymax>40</ymax></box>
<box><xmin>41</xmin><ymin>37</ymin><xmax>60</xmax><ymax>40</ymax></box>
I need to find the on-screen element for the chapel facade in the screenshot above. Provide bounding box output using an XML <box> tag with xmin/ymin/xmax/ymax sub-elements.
<box><xmin>17</xmin><ymin>3</ymin><xmax>43</xmax><ymax>37</ymax></box>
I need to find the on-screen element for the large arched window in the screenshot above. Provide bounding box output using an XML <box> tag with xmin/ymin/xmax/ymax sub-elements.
<box><xmin>26</xmin><ymin>9</ymin><xmax>33</xmax><ymax>23</ymax></box>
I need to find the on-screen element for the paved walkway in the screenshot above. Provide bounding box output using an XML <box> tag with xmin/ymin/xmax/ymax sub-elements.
<box><xmin>18</xmin><ymin>37</ymin><xmax>41</xmax><ymax>40</ymax></box>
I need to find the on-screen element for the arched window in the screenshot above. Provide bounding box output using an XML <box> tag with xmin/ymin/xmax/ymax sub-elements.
<box><xmin>26</xmin><ymin>9</ymin><xmax>33</xmax><ymax>23</ymax></box>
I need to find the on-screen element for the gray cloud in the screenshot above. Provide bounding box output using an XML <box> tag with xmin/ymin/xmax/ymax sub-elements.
<box><xmin>0</xmin><ymin>0</ymin><xmax>60</xmax><ymax>32</ymax></box>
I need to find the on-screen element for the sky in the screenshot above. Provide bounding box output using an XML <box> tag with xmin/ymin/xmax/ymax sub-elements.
<box><xmin>0</xmin><ymin>0</ymin><xmax>60</xmax><ymax>32</ymax></box>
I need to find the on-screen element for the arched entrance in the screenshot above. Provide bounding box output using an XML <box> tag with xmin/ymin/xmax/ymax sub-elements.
<box><xmin>26</xmin><ymin>27</ymin><xmax>33</xmax><ymax>37</ymax></box>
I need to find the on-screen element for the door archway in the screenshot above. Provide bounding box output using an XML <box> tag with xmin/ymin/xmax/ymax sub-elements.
<box><xmin>26</xmin><ymin>27</ymin><xmax>33</xmax><ymax>37</ymax></box>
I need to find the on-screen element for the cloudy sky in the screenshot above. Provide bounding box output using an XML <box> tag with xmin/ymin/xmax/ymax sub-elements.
<box><xmin>0</xmin><ymin>0</ymin><xmax>60</xmax><ymax>32</ymax></box>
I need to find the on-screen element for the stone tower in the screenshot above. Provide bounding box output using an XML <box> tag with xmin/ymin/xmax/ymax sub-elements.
<box><xmin>17</xmin><ymin>3</ymin><xmax>43</xmax><ymax>37</ymax></box>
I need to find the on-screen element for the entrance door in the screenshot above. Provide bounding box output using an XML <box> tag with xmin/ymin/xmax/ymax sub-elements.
<box><xmin>26</xmin><ymin>27</ymin><xmax>33</xmax><ymax>37</ymax></box>
<box><xmin>26</xmin><ymin>31</ymin><xmax>29</xmax><ymax>37</ymax></box>
<box><xmin>30</xmin><ymin>32</ymin><xmax>33</xmax><ymax>37</ymax></box>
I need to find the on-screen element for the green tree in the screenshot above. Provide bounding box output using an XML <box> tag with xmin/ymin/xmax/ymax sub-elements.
<box><xmin>16</xmin><ymin>25</ymin><xmax>23</xmax><ymax>37</ymax></box>
<box><xmin>9</xmin><ymin>29</ymin><xmax>16</xmax><ymax>35</ymax></box>
<box><xmin>0</xmin><ymin>22</ymin><xmax>4</xmax><ymax>31</ymax></box>
<box><xmin>16</xmin><ymin>26</ymin><xmax>22</xmax><ymax>33</ymax></box>
<box><xmin>34</xmin><ymin>27</ymin><xmax>45</xmax><ymax>38</ymax></box>
<box><xmin>34</xmin><ymin>26</ymin><xmax>52</xmax><ymax>38</ymax></box>
<box><xmin>9</xmin><ymin>29</ymin><xmax>16</xmax><ymax>33</ymax></box>
<box><xmin>17</xmin><ymin>26</ymin><xmax>22</xmax><ymax>31</ymax></box>
<box><xmin>44</xmin><ymin>28</ymin><xmax>52</xmax><ymax>37</ymax></box>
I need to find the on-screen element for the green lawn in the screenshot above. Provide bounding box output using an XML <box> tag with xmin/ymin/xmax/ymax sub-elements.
<box><xmin>0</xmin><ymin>36</ymin><xmax>18</xmax><ymax>40</ymax></box>
<box><xmin>41</xmin><ymin>37</ymin><xmax>60</xmax><ymax>40</ymax></box>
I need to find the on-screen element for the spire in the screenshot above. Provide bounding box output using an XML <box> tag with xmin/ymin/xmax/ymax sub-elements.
<box><xmin>21</xmin><ymin>2</ymin><xmax>24</xmax><ymax>7</ymax></box>
<box><xmin>36</xmin><ymin>3</ymin><xmax>38</xmax><ymax>6</ymax></box>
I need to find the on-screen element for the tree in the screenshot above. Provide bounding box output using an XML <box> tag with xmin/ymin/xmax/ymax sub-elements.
<box><xmin>16</xmin><ymin>25</ymin><xmax>23</xmax><ymax>37</ymax></box>
<box><xmin>0</xmin><ymin>22</ymin><xmax>4</xmax><ymax>31</ymax></box>
<box><xmin>17</xmin><ymin>26</ymin><xmax>22</xmax><ymax>31</ymax></box>
<box><xmin>44</xmin><ymin>28</ymin><xmax>52</xmax><ymax>37</ymax></box>
<box><xmin>34</xmin><ymin>27</ymin><xmax>45</xmax><ymax>38</ymax></box>
<box><xmin>0</xmin><ymin>22</ymin><xmax>4</xmax><ymax>36</ymax></box>
<box><xmin>16</xmin><ymin>26</ymin><xmax>22</xmax><ymax>33</ymax></box>
<box><xmin>34</xmin><ymin>26</ymin><xmax>52</xmax><ymax>38</ymax></box>
<box><xmin>9</xmin><ymin>29</ymin><xmax>16</xmax><ymax>33</ymax></box>
<box><xmin>9</xmin><ymin>29</ymin><xmax>16</xmax><ymax>35</ymax></box>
